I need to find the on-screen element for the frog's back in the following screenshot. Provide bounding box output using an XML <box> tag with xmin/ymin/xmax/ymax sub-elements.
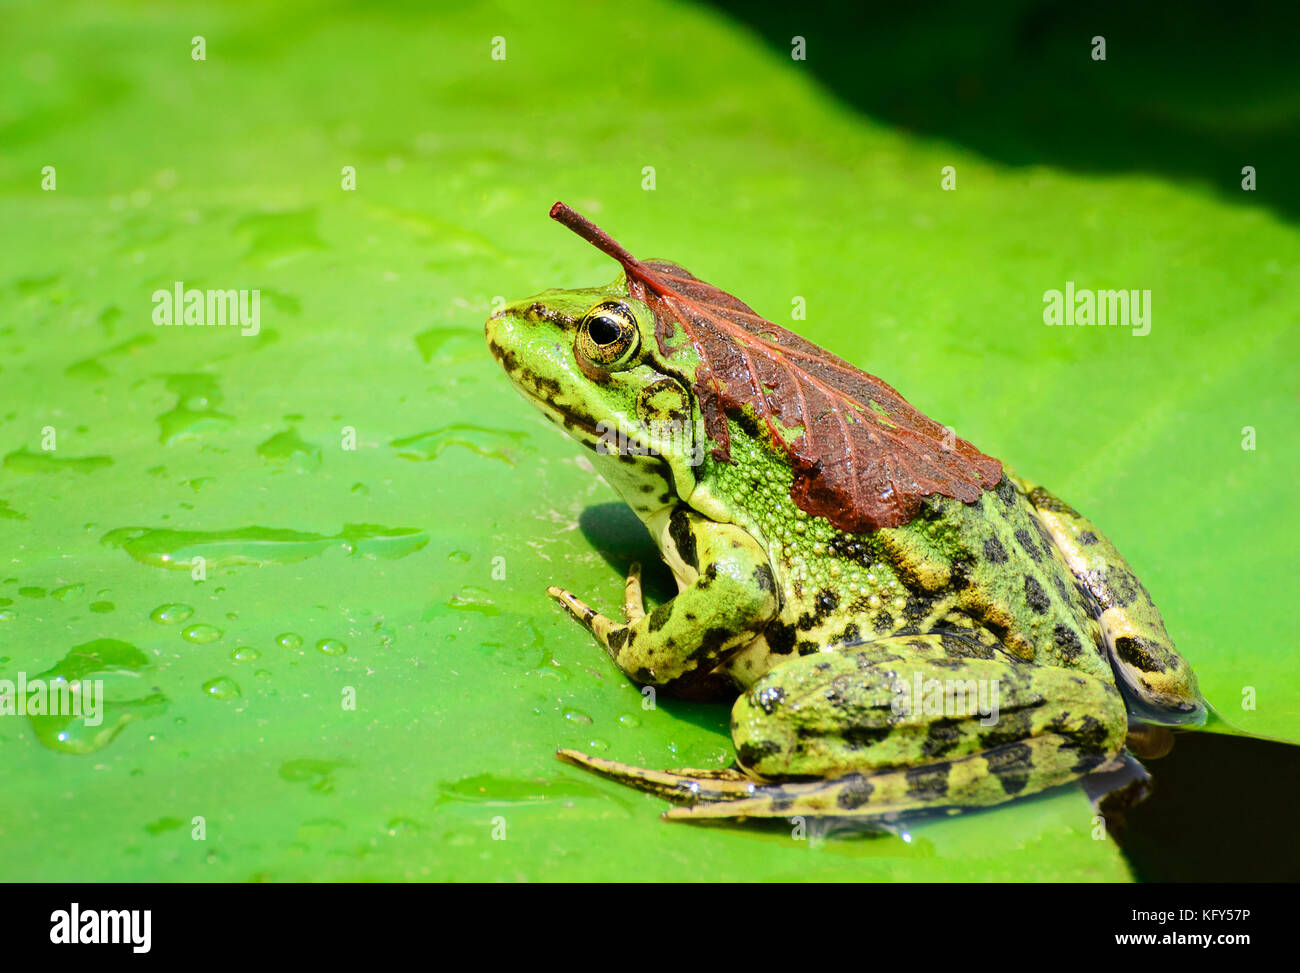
<box><xmin>703</xmin><ymin>424</ymin><xmax>1113</xmax><ymax>686</ymax></box>
<box><xmin>872</xmin><ymin>474</ymin><xmax>1114</xmax><ymax>681</ymax></box>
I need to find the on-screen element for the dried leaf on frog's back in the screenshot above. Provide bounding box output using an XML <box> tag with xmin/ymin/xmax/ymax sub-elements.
<box><xmin>549</xmin><ymin>202</ymin><xmax>1003</xmax><ymax>533</ymax></box>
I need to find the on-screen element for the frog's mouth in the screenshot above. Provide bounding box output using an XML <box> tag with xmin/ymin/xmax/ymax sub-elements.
<box><xmin>521</xmin><ymin>386</ymin><xmax>604</xmax><ymax>445</ymax></box>
<box><xmin>497</xmin><ymin>366</ymin><xmax>664</xmax><ymax>459</ymax></box>
<box><xmin>485</xmin><ymin>330</ymin><xmax>605</xmax><ymax>447</ymax></box>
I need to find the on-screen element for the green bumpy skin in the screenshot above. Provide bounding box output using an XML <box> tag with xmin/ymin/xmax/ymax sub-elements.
<box><xmin>485</xmin><ymin>277</ymin><xmax>1206</xmax><ymax>821</ymax></box>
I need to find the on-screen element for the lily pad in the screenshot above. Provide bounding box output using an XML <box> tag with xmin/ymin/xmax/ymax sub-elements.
<box><xmin>0</xmin><ymin>0</ymin><xmax>1293</xmax><ymax>882</ymax></box>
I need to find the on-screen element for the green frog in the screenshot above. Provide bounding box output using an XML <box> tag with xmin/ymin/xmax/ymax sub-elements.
<box><xmin>484</xmin><ymin>204</ymin><xmax>1205</xmax><ymax>821</ymax></box>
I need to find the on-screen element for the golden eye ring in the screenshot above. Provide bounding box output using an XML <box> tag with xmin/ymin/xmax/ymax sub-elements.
<box><xmin>577</xmin><ymin>300</ymin><xmax>641</xmax><ymax>368</ymax></box>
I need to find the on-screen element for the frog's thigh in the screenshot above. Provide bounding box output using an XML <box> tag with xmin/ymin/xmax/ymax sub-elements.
<box><xmin>1011</xmin><ymin>472</ymin><xmax>1205</xmax><ymax>725</ymax></box>
<box><xmin>557</xmin><ymin>515</ymin><xmax>778</xmax><ymax>689</ymax></box>
<box><xmin>719</xmin><ymin>635</ymin><xmax>1126</xmax><ymax>816</ymax></box>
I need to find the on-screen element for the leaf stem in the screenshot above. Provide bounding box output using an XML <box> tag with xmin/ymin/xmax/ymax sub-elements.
<box><xmin>549</xmin><ymin>202</ymin><xmax>645</xmax><ymax>274</ymax></box>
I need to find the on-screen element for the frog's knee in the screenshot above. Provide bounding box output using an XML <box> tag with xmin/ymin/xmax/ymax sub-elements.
<box><xmin>729</xmin><ymin>668</ymin><xmax>798</xmax><ymax>778</ymax></box>
<box><xmin>708</xmin><ymin>554</ymin><xmax>779</xmax><ymax>621</ymax></box>
<box><xmin>729</xmin><ymin>652</ymin><xmax>895</xmax><ymax>780</ymax></box>
<box><xmin>729</xmin><ymin>691</ymin><xmax>801</xmax><ymax>780</ymax></box>
<box><xmin>1107</xmin><ymin>628</ymin><xmax>1206</xmax><ymax>726</ymax></box>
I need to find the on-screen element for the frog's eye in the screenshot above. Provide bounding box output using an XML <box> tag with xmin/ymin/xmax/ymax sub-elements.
<box><xmin>577</xmin><ymin>301</ymin><xmax>641</xmax><ymax>369</ymax></box>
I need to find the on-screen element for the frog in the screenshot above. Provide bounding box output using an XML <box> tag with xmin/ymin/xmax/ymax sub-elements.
<box><xmin>483</xmin><ymin>203</ymin><xmax>1206</xmax><ymax>821</ymax></box>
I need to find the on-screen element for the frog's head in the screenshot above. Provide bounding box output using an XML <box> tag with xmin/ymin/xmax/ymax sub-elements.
<box><xmin>485</xmin><ymin>278</ymin><xmax>705</xmax><ymax>502</ymax></box>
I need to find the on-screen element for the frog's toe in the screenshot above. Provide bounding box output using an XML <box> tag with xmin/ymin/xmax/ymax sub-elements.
<box><xmin>548</xmin><ymin>585</ymin><xmax>618</xmax><ymax>635</ymax></box>
<box><xmin>547</xmin><ymin>585</ymin><xmax>597</xmax><ymax>630</ymax></box>
<box><xmin>557</xmin><ymin>749</ymin><xmax>758</xmax><ymax>803</ymax></box>
<box><xmin>547</xmin><ymin>587</ymin><xmax>630</xmax><ymax>659</ymax></box>
<box><xmin>622</xmin><ymin>562</ymin><xmax>645</xmax><ymax>622</ymax></box>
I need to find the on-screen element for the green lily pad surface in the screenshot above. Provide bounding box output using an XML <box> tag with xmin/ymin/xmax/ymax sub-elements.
<box><xmin>1</xmin><ymin>0</ymin><xmax>1295</xmax><ymax>882</ymax></box>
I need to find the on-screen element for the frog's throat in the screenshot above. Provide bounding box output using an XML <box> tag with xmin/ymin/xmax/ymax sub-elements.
<box><xmin>503</xmin><ymin>378</ymin><xmax>702</xmax><ymax>508</ymax></box>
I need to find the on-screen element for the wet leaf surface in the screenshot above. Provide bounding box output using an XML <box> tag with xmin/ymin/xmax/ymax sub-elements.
<box><xmin>0</xmin><ymin>0</ymin><xmax>1294</xmax><ymax>881</ymax></box>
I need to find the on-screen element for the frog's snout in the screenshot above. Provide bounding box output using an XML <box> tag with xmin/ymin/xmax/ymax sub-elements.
<box><xmin>484</xmin><ymin>311</ymin><xmax>511</xmax><ymax>359</ymax></box>
<box><xmin>484</xmin><ymin>311</ymin><xmax>530</xmax><ymax>380</ymax></box>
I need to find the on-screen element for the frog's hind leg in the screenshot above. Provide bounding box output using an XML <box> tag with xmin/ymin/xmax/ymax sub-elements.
<box><xmin>556</xmin><ymin>749</ymin><xmax>757</xmax><ymax>803</ymax></box>
<box><xmin>561</xmin><ymin>732</ymin><xmax>1121</xmax><ymax>823</ymax></box>
<box><xmin>695</xmin><ymin>635</ymin><xmax>1129</xmax><ymax>820</ymax></box>
<box><xmin>663</xmin><ymin>734</ymin><xmax>1086</xmax><ymax>820</ymax></box>
<box><xmin>1010</xmin><ymin>472</ymin><xmax>1206</xmax><ymax>726</ymax></box>
<box><xmin>561</xmin><ymin>635</ymin><xmax>1130</xmax><ymax>821</ymax></box>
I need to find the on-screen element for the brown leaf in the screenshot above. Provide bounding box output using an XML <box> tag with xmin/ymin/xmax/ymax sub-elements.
<box><xmin>550</xmin><ymin>202</ymin><xmax>1002</xmax><ymax>533</ymax></box>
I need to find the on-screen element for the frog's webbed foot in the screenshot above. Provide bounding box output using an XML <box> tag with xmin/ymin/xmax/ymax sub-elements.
<box><xmin>546</xmin><ymin>561</ymin><xmax>646</xmax><ymax>656</ymax></box>
<box><xmin>560</xmin><ymin>742</ymin><xmax>1074</xmax><ymax>822</ymax></box>
<box><xmin>547</xmin><ymin>514</ymin><xmax>779</xmax><ymax>690</ymax></box>
<box><xmin>548</xmin><ymin>562</ymin><xmax>642</xmax><ymax>627</ymax></box>
<box><xmin>556</xmin><ymin>749</ymin><xmax>758</xmax><ymax>804</ymax></box>
<box><xmin>661</xmin><ymin>732</ymin><xmax>1111</xmax><ymax>822</ymax></box>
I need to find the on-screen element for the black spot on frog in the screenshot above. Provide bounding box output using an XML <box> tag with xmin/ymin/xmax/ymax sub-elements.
<box><xmin>836</xmin><ymin>774</ymin><xmax>875</xmax><ymax>809</ymax></box>
<box><xmin>996</xmin><ymin>476</ymin><xmax>1018</xmax><ymax>507</ymax></box>
<box><xmin>986</xmin><ymin>742</ymin><xmax>1034</xmax><ymax>795</ymax></box>
<box><xmin>667</xmin><ymin>508</ymin><xmax>698</xmax><ymax>569</ymax></box>
<box><xmin>1052</xmin><ymin>623</ymin><xmax>1083</xmax><ymax>661</ymax></box>
<box><xmin>765</xmin><ymin>620</ymin><xmax>797</xmax><ymax>655</ymax></box>
<box><xmin>906</xmin><ymin>763</ymin><xmax>951</xmax><ymax>800</ymax></box>
<box><xmin>753</xmin><ymin>685</ymin><xmax>786</xmax><ymax>715</ymax></box>
<box><xmin>1115</xmin><ymin>635</ymin><xmax>1167</xmax><ymax>672</ymax></box>
<box><xmin>1024</xmin><ymin>575</ymin><xmax>1051</xmax><ymax>614</ymax></box>
<box><xmin>1015</xmin><ymin>528</ymin><xmax>1043</xmax><ymax>562</ymax></box>
<box><xmin>738</xmin><ymin>739</ymin><xmax>782</xmax><ymax>768</ymax></box>
<box><xmin>983</xmin><ymin>536</ymin><xmax>1008</xmax><ymax>564</ymax></box>
<box><xmin>647</xmin><ymin>602</ymin><xmax>672</xmax><ymax>632</ymax></box>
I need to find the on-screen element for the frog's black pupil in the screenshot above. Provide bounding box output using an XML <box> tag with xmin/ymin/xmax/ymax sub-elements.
<box><xmin>588</xmin><ymin>314</ymin><xmax>621</xmax><ymax>345</ymax></box>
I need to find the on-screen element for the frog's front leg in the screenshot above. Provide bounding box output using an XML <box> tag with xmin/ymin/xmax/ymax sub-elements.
<box><xmin>548</xmin><ymin>508</ymin><xmax>778</xmax><ymax>691</ymax></box>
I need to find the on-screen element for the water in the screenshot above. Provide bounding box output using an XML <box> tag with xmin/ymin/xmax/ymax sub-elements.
<box><xmin>1105</xmin><ymin>731</ymin><xmax>1300</xmax><ymax>882</ymax></box>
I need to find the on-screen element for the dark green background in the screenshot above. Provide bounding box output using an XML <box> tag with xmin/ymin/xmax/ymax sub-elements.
<box><xmin>1</xmin><ymin>0</ymin><xmax>1295</xmax><ymax>881</ymax></box>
